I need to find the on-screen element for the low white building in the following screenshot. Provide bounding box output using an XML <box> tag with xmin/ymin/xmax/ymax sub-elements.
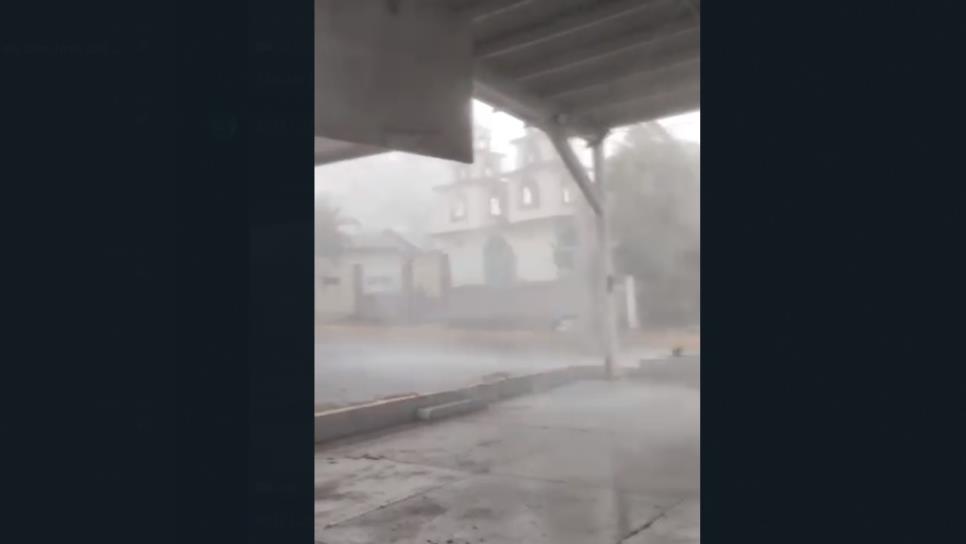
<box><xmin>316</xmin><ymin>228</ymin><xmax>446</xmax><ymax>322</ymax></box>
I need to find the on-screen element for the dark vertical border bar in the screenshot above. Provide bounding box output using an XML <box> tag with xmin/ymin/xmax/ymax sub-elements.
<box><xmin>175</xmin><ymin>0</ymin><xmax>315</xmax><ymax>541</ymax></box>
<box><xmin>702</xmin><ymin>1</ymin><xmax>966</xmax><ymax>542</ymax></box>
<box><xmin>3</xmin><ymin>4</ymin><xmax>181</xmax><ymax>544</ymax></box>
<box><xmin>175</xmin><ymin>0</ymin><xmax>249</xmax><ymax>542</ymax></box>
<box><xmin>247</xmin><ymin>0</ymin><xmax>316</xmax><ymax>541</ymax></box>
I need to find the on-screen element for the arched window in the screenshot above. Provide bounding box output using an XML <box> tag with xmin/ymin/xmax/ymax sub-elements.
<box><xmin>489</xmin><ymin>194</ymin><xmax>503</xmax><ymax>216</ymax></box>
<box><xmin>450</xmin><ymin>195</ymin><xmax>467</xmax><ymax>221</ymax></box>
<box><xmin>522</xmin><ymin>186</ymin><xmax>534</xmax><ymax>205</ymax></box>
<box><xmin>562</xmin><ymin>185</ymin><xmax>574</xmax><ymax>204</ymax></box>
<box><xmin>520</xmin><ymin>179</ymin><xmax>540</xmax><ymax>208</ymax></box>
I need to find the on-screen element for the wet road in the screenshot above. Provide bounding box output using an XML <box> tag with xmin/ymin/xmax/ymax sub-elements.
<box><xmin>314</xmin><ymin>339</ymin><xmax>672</xmax><ymax>410</ymax></box>
<box><xmin>314</xmin><ymin>342</ymin><xmax>587</xmax><ymax>409</ymax></box>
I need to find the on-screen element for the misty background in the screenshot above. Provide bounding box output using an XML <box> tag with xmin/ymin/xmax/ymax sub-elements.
<box><xmin>315</xmin><ymin>104</ymin><xmax>699</xmax><ymax>408</ymax></box>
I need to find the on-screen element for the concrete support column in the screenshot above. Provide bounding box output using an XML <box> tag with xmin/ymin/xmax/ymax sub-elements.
<box><xmin>545</xmin><ymin>127</ymin><xmax>618</xmax><ymax>376</ymax></box>
<box><xmin>592</xmin><ymin>137</ymin><xmax>620</xmax><ymax>378</ymax></box>
<box><xmin>572</xmin><ymin>175</ymin><xmax>599</xmax><ymax>352</ymax></box>
<box><xmin>625</xmin><ymin>275</ymin><xmax>640</xmax><ymax>330</ymax></box>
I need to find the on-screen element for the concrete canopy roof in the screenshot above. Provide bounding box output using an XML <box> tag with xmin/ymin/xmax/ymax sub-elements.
<box><xmin>314</xmin><ymin>137</ymin><xmax>386</xmax><ymax>166</ymax></box>
<box><xmin>464</xmin><ymin>0</ymin><xmax>700</xmax><ymax>136</ymax></box>
<box><xmin>315</xmin><ymin>0</ymin><xmax>699</xmax><ymax>165</ymax></box>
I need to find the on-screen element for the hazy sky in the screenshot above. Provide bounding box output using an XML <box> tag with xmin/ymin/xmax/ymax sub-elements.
<box><xmin>316</xmin><ymin>100</ymin><xmax>699</xmax><ymax>176</ymax></box>
<box><xmin>473</xmin><ymin>99</ymin><xmax>699</xmax><ymax>153</ymax></box>
<box><xmin>315</xmin><ymin>101</ymin><xmax>700</xmax><ymax>232</ymax></box>
<box><xmin>470</xmin><ymin>100</ymin><xmax>699</xmax><ymax>168</ymax></box>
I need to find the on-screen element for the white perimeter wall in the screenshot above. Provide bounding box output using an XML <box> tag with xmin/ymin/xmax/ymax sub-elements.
<box><xmin>316</xmin><ymin>257</ymin><xmax>355</xmax><ymax>318</ymax></box>
<box><xmin>316</xmin><ymin>252</ymin><xmax>409</xmax><ymax>319</ymax></box>
<box><xmin>351</xmin><ymin>253</ymin><xmax>406</xmax><ymax>294</ymax></box>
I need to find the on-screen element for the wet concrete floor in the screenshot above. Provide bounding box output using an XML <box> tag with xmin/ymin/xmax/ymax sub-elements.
<box><xmin>316</xmin><ymin>374</ymin><xmax>699</xmax><ymax>543</ymax></box>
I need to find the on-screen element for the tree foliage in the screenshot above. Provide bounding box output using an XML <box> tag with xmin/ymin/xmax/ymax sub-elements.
<box><xmin>315</xmin><ymin>197</ymin><xmax>346</xmax><ymax>258</ymax></box>
<box><xmin>608</xmin><ymin>123</ymin><xmax>700</xmax><ymax>327</ymax></box>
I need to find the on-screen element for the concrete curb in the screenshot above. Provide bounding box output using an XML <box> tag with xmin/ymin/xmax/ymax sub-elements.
<box><xmin>416</xmin><ymin>398</ymin><xmax>486</xmax><ymax>421</ymax></box>
<box><xmin>315</xmin><ymin>365</ymin><xmax>601</xmax><ymax>444</ymax></box>
<box><xmin>630</xmin><ymin>355</ymin><xmax>701</xmax><ymax>387</ymax></box>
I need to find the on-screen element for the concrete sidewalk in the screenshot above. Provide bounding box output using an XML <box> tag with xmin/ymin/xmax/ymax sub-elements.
<box><xmin>315</xmin><ymin>377</ymin><xmax>700</xmax><ymax>543</ymax></box>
